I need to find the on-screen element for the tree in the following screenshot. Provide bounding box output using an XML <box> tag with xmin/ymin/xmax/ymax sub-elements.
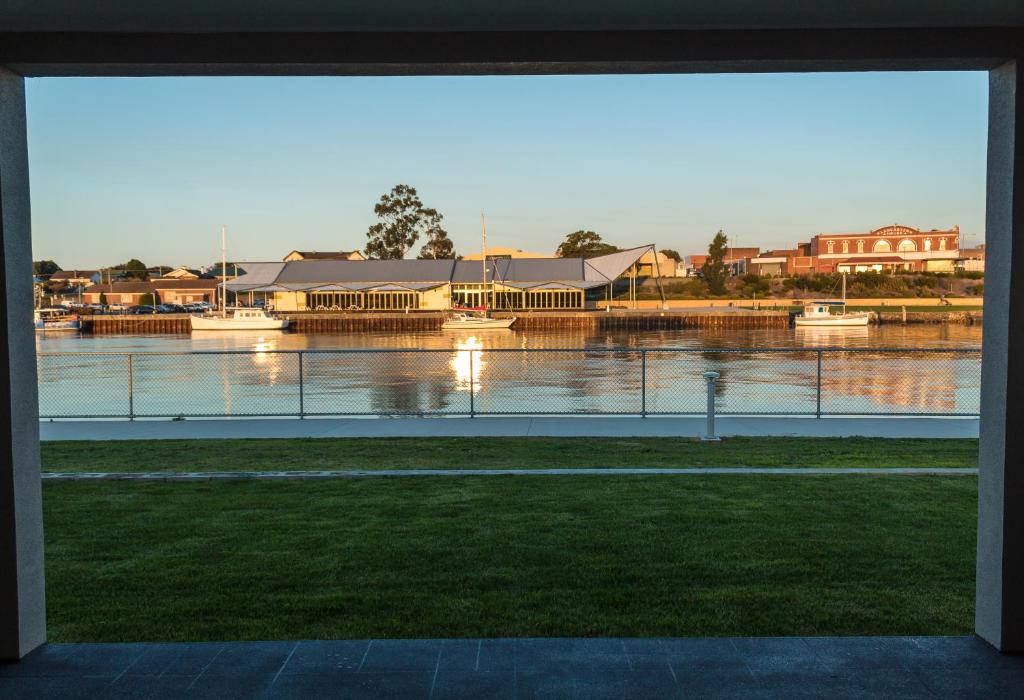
<box><xmin>33</xmin><ymin>260</ymin><xmax>61</xmax><ymax>276</ymax></box>
<box><xmin>365</xmin><ymin>184</ymin><xmax>447</xmax><ymax>260</ymax></box>
<box><xmin>417</xmin><ymin>210</ymin><xmax>455</xmax><ymax>259</ymax></box>
<box><xmin>555</xmin><ymin>230</ymin><xmax>619</xmax><ymax>258</ymax></box>
<box><xmin>660</xmin><ymin>249</ymin><xmax>681</xmax><ymax>262</ymax></box>
<box><xmin>701</xmin><ymin>230</ymin><xmax>730</xmax><ymax>295</ymax></box>
<box><xmin>119</xmin><ymin>258</ymin><xmax>148</xmax><ymax>280</ymax></box>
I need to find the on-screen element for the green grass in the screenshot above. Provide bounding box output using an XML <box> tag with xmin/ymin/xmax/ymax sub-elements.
<box><xmin>44</xmin><ymin>475</ymin><xmax>976</xmax><ymax>641</ymax></box>
<box><xmin>40</xmin><ymin>436</ymin><xmax>979</xmax><ymax>472</ymax></box>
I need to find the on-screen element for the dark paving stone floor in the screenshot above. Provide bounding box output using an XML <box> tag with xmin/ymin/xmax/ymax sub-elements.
<box><xmin>2</xmin><ymin>636</ymin><xmax>1022</xmax><ymax>699</ymax></box>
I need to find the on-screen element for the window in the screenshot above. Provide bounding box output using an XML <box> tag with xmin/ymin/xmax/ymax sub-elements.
<box><xmin>827</xmin><ymin>240</ymin><xmax>835</xmax><ymax>253</ymax></box>
<box><xmin>873</xmin><ymin>240</ymin><xmax>891</xmax><ymax>253</ymax></box>
<box><xmin>897</xmin><ymin>239</ymin><xmax>916</xmax><ymax>252</ymax></box>
<box><xmin>842</xmin><ymin>240</ymin><xmax>849</xmax><ymax>253</ymax></box>
<box><xmin>924</xmin><ymin>238</ymin><xmax>932</xmax><ymax>251</ymax></box>
<box><xmin>857</xmin><ymin>240</ymin><xmax>865</xmax><ymax>253</ymax></box>
<box><xmin>939</xmin><ymin>238</ymin><xmax>947</xmax><ymax>250</ymax></box>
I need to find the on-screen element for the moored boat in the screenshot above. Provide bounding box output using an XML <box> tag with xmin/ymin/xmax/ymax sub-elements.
<box><xmin>189</xmin><ymin>224</ymin><xmax>289</xmax><ymax>331</ymax></box>
<box><xmin>794</xmin><ymin>272</ymin><xmax>870</xmax><ymax>327</ymax></box>
<box><xmin>441</xmin><ymin>214</ymin><xmax>517</xmax><ymax>331</ymax></box>
<box><xmin>189</xmin><ymin>307</ymin><xmax>289</xmax><ymax>331</ymax></box>
<box><xmin>441</xmin><ymin>312</ymin><xmax>516</xmax><ymax>330</ymax></box>
<box><xmin>794</xmin><ymin>302</ymin><xmax>870</xmax><ymax>327</ymax></box>
<box><xmin>34</xmin><ymin>308</ymin><xmax>81</xmax><ymax>332</ymax></box>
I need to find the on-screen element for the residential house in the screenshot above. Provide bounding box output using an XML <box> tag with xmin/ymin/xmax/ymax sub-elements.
<box><xmin>283</xmin><ymin>250</ymin><xmax>366</xmax><ymax>261</ymax></box>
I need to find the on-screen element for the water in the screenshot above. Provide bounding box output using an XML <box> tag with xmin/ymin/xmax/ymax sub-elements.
<box><xmin>36</xmin><ymin>325</ymin><xmax>983</xmax><ymax>418</ymax></box>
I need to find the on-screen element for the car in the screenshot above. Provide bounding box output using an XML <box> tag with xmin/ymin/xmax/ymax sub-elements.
<box><xmin>157</xmin><ymin>304</ymin><xmax>186</xmax><ymax>313</ymax></box>
<box><xmin>126</xmin><ymin>305</ymin><xmax>157</xmax><ymax>315</ymax></box>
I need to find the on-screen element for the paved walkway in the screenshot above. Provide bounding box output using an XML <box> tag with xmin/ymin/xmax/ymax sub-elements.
<box><xmin>41</xmin><ymin>467</ymin><xmax>979</xmax><ymax>481</ymax></box>
<box><xmin>39</xmin><ymin>415</ymin><xmax>979</xmax><ymax>441</ymax></box>
<box><xmin>1</xmin><ymin>637</ymin><xmax>1020</xmax><ymax>699</ymax></box>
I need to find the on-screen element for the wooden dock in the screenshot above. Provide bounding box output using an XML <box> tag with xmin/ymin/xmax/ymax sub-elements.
<box><xmin>79</xmin><ymin>310</ymin><xmax>791</xmax><ymax>334</ymax></box>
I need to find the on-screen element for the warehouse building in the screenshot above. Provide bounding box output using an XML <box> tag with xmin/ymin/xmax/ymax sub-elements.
<box><xmin>224</xmin><ymin>246</ymin><xmax>655</xmax><ymax>311</ymax></box>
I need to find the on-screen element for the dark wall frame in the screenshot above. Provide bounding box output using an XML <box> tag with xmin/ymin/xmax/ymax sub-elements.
<box><xmin>1</xmin><ymin>26</ymin><xmax>1021</xmax><ymax>658</ymax></box>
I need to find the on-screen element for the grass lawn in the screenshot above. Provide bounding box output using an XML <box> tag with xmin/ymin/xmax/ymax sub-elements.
<box><xmin>40</xmin><ymin>436</ymin><xmax>978</xmax><ymax>472</ymax></box>
<box><xmin>44</xmin><ymin>475</ymin><xmax>976</xmax><ymax>642</ymax></box>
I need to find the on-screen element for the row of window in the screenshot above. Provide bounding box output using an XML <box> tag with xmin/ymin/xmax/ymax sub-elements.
<box><xmin>307</xmin><ymin>291</ymin><xmax>421</xmax><ymax>310</ymax></box>
<box><xmin>825</xmin><ymin>237</ymin><xmax>956</xmax><ymax>254</ymax></box>
<box><xmin>305</xmin><ymin>289</ymin><xmax>584</xmax><ymax>310</ymax></box>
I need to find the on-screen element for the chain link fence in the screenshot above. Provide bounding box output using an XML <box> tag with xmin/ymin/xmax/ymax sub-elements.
<box><xmin>36</xmin><ymin>347</ymin><xmax>982</xmax><ymax>419</ymax></box>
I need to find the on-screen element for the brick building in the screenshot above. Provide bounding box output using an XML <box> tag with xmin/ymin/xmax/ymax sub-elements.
<box><xmin>810</xmin><ymin>224</ymin><xmax>960</xmax><ymax>273</ymax></box>
<box><xmin>83</xmin><ymin>279</ymin><xmax>220</xmax><ymax>305</ymax></box>
<box><xmin>749</xmin><ymin>224</ymin><xmax>961</xmax><ymax>275</ymax></box>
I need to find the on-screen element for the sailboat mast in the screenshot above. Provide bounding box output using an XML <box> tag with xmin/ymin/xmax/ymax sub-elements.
<box><xmin>842</xmin><ymin>271</ymin><xmax>846</xmax><ymax>302</ymax></box>
<box><xmin>221</xmin><ymin>224</ymin><xmax>227</xmax><ymax>318</ymax></box>
<box><xmin>481</xmin><ymin>213</ymin><xmax>488</xmax><ymax>310</ymax></box>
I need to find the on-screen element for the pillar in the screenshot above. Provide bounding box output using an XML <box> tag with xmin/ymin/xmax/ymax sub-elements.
<box><xmin>0</xmin><ymin>67</ymin><xmax>46</xmax><ymax>659</ymax></box>
<box><xmin>977</xmin><ymin>60</ymin><xmax>1024</xmax><ymax>652</ymax></box>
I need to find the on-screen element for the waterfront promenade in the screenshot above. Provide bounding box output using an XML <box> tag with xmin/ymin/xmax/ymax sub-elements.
<box><xmin>39</xmin><ymin>415</ymin><xmax>979</xmax><ymax>441</ymax></box>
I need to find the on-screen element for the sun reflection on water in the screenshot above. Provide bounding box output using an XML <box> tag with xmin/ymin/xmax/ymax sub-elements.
<box><xmin>452</xmin><ymin>336</ymin><xmax>484</xmax><ymax>391</ymax></box>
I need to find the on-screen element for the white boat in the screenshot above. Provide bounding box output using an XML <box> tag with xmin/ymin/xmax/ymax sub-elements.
<box><xmin>794</xmin><ymin>302</ymin><xmax>870</xmax><ymax>326</ymax></box>
<box><xmin>190</xmin><ymin>307</ymin><xmax>289</xmax><ymax>331</ymax></box>
<box><xmin>794</xmin><ymin>272</ymin><xmax>870</xmax><ymax>327</ymax></box>
<box><xmin>188</xmin><ymin>225</ymin><xmax>288</xmax><ymax>331</ymax></box>
<box><xmin>34</xmin><ymin>308</ymin><xmax>80</xmax><ymax>332</ymax></box>
<box><xmin>442</xmin><ymin>213</ymin><xmax>517</xmax><ymax>331</ymax></box>
<box><xmin>441</xmin><ymin>312</ymin><xmax>516</xmax><ymax>330</ymax></box>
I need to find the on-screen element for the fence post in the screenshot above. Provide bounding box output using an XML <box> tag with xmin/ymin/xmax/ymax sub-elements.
<box><xmin>469</xmin><ymin>350</ymin><xmax>475</xmax><ymax>418</ymax></box>
<box><xmin>298</xmin><ymin>351</ymin><xmax>305</xmax><ymax>419</ymax></box>
<box><xmin>816</xmin><ymin>350</ymin><xmax>822</xmax><ymax>419</ymax></box>
<box><xmin>127</xmin><ymin>353</ymin><xmax>134</xmax><ymax>421</ymax></box>
<box><xmin>702</xmin><ymin>371</ymin><xmax>720</xmax><ymax>441</ymax></box>
<box><xmin>641</xmin><ymin>350</ymin><xmax>647</xmax><ymax>417</ymax></box>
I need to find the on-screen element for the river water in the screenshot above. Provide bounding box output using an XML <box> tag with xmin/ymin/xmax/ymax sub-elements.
<box><xmin>36</xmin><ymin>325</ymin><xmax>982</xmax><ymax>418</ymax></box>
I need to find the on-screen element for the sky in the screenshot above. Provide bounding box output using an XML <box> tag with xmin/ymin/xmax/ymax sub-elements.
<box><xmin>25</xmin><ymin>72</ymin><xmax>988</xmax><ymax>269</ymax></box>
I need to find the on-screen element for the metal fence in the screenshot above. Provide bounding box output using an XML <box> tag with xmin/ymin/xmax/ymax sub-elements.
<box><xmin>36</xmin><ymin>347</ymin><xmax>982</xmax><ymax>419</ymax></box>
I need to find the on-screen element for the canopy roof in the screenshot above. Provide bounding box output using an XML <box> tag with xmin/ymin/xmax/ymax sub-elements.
<box><xmin>225</xmin><ymin>246</ymin><xmax>654</xmax><ymax>292</ymax></box>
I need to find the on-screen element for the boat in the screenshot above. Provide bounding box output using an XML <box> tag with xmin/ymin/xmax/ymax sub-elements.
<box><xmin>190</xmin><ymin>307</ymin><xmax>289</xmax><ymax>331</ymax></box>
<box><xmin>34</xmin><ymin>308</ymin><xmax>80</xmax><ymax>332</ymax></box>
<box><xmin>794</xmin><ymin>302</ymin><xmax>870</xmax><ymax>327</ymax></box>
<box><xmin>794</xmin><ymin>273</ymin><xmax>871</xmax><ymax>327</ymax></box>
<box><xmin>441</xmin><ymin>312</ymin><xmax>516</xmax><ymax>330</ymax></box>
<box><xmin>189</xmin><ymin>225</ymin><xmax>289</xmax><ymax>331</ymax></box>
<box><xmin>442</xmin><ymin>214</ymin><xmax>517</xmax><ymax>331</ymax></box>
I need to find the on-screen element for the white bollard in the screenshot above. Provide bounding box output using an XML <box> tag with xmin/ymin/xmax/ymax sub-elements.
<box><xmin>702</xmin><ymin>371</ymin><xmax>721</xmax><ymax>441</ymax></box>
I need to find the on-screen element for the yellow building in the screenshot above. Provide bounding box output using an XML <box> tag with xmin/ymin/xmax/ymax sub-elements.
<box><xmin>461</xmin><ymin>246</ymin><xmax>553</xmax><ymax>261</ymax></box>
<box><xmin>283</xmin><ymin>250</ymin><xmax>365</xmax><ymax>261</ymax></box>
<box><xmin>226</xmin><ymin>246</ymin><xmax>655</xmax><ymax>311</ymax></box>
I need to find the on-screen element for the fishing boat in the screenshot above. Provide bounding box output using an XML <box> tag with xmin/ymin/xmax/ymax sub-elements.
<box><xmin>794</xmin><ymin>273</ymin><xmax>870</xmax><ymax>327</ymax></box>
<box><xmin>442</xmin><ymin>214</ymin><xmax>517</xmax><ymax>331</ymax></box>
<box><xmin>34</xmin><ymin>308</ymin><xmax>80</xmax><ymax>332</ymax></box>
<box><xmin>794</xmin><ymin>301</ymin><xmax>870</xmax><ymax>327</ymax></box>
<box><xmin>189</xmin><ymin>225</ymin><xmax>289</xmax><ymax>331</ymax></box>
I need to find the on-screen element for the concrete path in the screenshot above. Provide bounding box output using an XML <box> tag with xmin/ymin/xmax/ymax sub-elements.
<box><xmin>39</xmin><ymin>415</ymin><xmax>979</xmax><ymax>441</ymax></box>
<box><xmin>2</xmin><ymin>637</ymin><xmax>1021</xmax><ymax>699</ymax></box>
<box><xmin>41</xmin><ymin>467</ymin><xmax>978</xmax><ymax>481</ymax></box>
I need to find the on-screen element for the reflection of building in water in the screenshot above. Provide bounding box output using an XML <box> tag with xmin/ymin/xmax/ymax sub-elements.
<box><xmin>820</xmin><ymin>354</ymin><xmax>976</xmax><ymax>412</ymax></box>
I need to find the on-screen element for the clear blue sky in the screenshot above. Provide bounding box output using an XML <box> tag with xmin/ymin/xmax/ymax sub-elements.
<box><xmin>26</xmin><ymin>72</ymin><xmax>987</xmax><ymax>269</ymax></box>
